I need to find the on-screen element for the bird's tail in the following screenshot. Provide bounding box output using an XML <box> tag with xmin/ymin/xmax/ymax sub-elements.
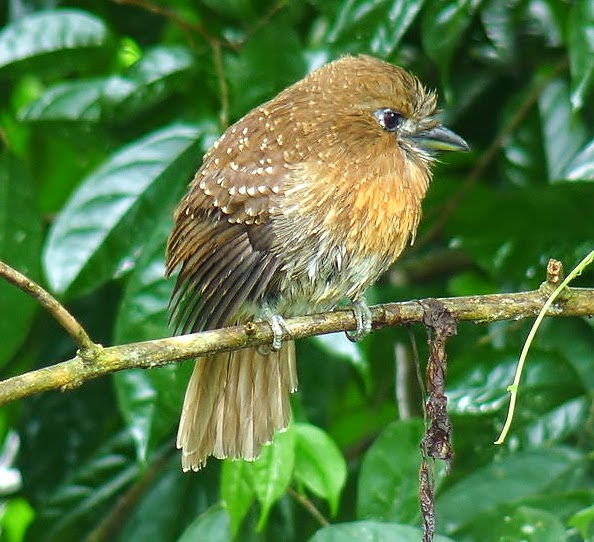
<box><xmin>177</xmin><ymin>341</ymin><xmax>297</xmax><ymax>471</ymax></box>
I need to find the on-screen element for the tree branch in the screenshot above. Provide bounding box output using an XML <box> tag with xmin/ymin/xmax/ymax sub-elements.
<box><xmin>0</xmin><ymin>261</ymin><xmax>97</xmax><ymax>353</ymax></box>
<box><xmin>1</xmin><ymin>278</ymin><xmax>593</xmax><ymax>406</ymax></box>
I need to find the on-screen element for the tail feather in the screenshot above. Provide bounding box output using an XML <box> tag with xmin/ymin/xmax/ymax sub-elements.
<box><xmin>177</xmin><ymin>341</ymin><xmax>297</xmax><ymax>471</ymax></box>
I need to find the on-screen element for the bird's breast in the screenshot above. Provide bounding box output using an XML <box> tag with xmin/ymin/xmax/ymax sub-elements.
<box><xmin>269</xmin><ymin>154</ymin><xmax>431</xmax><ymax>311</ymax></box>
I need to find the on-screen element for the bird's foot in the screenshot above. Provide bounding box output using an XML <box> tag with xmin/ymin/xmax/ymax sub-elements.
<box><xmin>345</xmin><ymin>299</ymin><xmax>373</xmax><ymax>342</ymax></box>
<box><xmin>259</xmin><ymin>305</ymin><xmax>289</xmax><ymax>353</ymax></box>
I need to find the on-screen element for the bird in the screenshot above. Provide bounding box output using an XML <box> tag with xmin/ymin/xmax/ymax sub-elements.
<box><xmin>165</xmin><ymin>54</ymin><xmax>468</xmax><ymax>471</ymax></box>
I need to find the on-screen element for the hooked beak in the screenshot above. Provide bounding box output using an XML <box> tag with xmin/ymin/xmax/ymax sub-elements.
<box><xmin>411</xmin><ymin>125</ymin><xmax>469</xmax><ymax>153</ymax></box>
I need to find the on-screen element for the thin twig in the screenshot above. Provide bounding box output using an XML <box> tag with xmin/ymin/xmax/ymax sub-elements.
<box><xmin>1</xmin><ymin>280</ymin><xmax>593</xmax><ymax>406</ymax></box>
<box><xmin>0</xmin><ymin>126</ymin><xmax>8</xmax><ymax>148</ymax></box>
<box><xmin>237</xmin><ymin>0</ymin><xmax>287</xmax><ymax>46</ymax></box>
<box><xmin>287</xmin><ymin>487</ymin><xmax>329</xmax><ymax>527</ymax></box>
<box><xmin>0</xmin><ymin>261</ymin><xmax>96</xmax><ymax>353</ymax></box>
<box><xmin>110</xmin><ymin>0</ymin><xmax>217</xmax><ymax>46</ymax></box>
<box><xmin>211</xmin><ymin>40</ymin><xmax>230</xmax><ymax>129</ymax></box>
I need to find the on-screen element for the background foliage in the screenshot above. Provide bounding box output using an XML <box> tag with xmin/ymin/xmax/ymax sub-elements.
<box><xmin>1</xmin><ymin>1</ymin><xmax>594</xmax><ymax>541</ymax></box>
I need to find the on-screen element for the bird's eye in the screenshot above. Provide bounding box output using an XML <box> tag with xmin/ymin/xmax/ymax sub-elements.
<box><xmin>374</xmin><ymin>108</ymin><xmax>403</xmax><ymax>132</ymax></box>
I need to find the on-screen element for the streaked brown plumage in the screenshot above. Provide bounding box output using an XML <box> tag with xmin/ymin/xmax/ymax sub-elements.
<box><xmin>166</xmin><ymin>55</ymin><xmax>468</xmax><ymax>471</ymax></box>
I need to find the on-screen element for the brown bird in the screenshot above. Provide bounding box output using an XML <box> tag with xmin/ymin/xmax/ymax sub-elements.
<box><xmin>166</xmin><ymin>54</ymin><xmax>468</xmax><ymax>471</ymax></box>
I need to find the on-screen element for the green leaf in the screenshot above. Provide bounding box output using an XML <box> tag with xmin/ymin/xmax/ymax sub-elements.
<box><xmin>447</xmin><ymin>349</ymin><xmax>582</xmax><ymax>417</ymax></box>
<box><xmin>115</xmin><ymin>209</ymin><xmax>174</xmax><ymax>344</ymax></box>
<box><xmin>115</xmin><ymin>456</ymin><xmax>196</xmax><ymax>542</ymax></box>
<box><xmin>327</xmin><ymin>0</ymin><xmax>424</xmax><ymax>57</ymax></box>
<box><xmin>569</xmin><ymin>503</ymin><xmax>594</xmax><ymax>540</ymax></box>
<box><xmin>114</xmin><ymin>211</ymin><xmax>188</xmax><ymax>462</ymax></box>
<box><xmin>447</xmin><ymin>183</ymin><xmax>594</xmax><ymax>281</ymax></box>
<box><xmin>500</xmin><ymin>506</ymin><xmax>565</xmax><ymax>541</ymax></box>
<box><xmin>19</xmin><ymin>79</ymin><xmax>105</xmax><ymax>123</ymax></box>
<box><xmin>0</xmin><ymin>9</ymin><xmax>112</xmax><ymax>78</ymax></box>
<box><xmin>221</xmin><ymin>460</ymin><xmax>255</xmax><ymax>536</ymax></box>
<box><xmin>0</xmin><ymin>151</ymin><xmax>41</xmax><ymax>367</ymax></box>
<box><xmin>251</xmin><ymin>424</ymin><xmax>296</xmax><ymax>529</ymax></box>
<box><xmin>436</xmin><ymin>447</ymin><xmax>585</xmax><ymax>534</ymax></box>
<box><xmin>421</xmin><ymin>0</ymin><xmax>478</xmax><ymax>96</ymax></box>
<box><xmin>102</xmin><ymin>45</ymin><xmax>197</xmax><ymax>122</ymax></box>
<box><xmin>568</xmin><ymin>1</ymin><xmax>594</xmax><ymax>110</ymax></box>
<box><xmin>293</xmin><ymin>423</ymin><xmax>346</xmax><ymax>516</ymax></box>
<box><xmin>357</xmin><ymin>419</ymin><xmax>424</xmax><ymax>524</ymax></box>
<box><xmin>225</xmin><ymin>24</ymin><xmax>306</xmax><ymax>119</ymax></box>
<box><xmin>309</xmin><ymin>520</ymin><xmax>455</xmax><ymax>542</ymax></box>
<box><xmin>178</xmin><ymin>504</ymin><xmax>231</xmax><ymax>542</ymax></box>
<box><xmin>312</xmin><ymin>332</ymin><xmax>369</xmax><ymax>391</ymax></box>
<box><xmin>500</xmin><ymin>92</ymin><xmax>546</xmax><ymax>187</ymax></box>
<box><xmin>479</xmin><ymin>0</ymin><xmax>519</xmax><ymax>64</ymax></box>
<box><xmin>565</xmin><ymin>138</ymin><xmax>594</xmax><ymax>180</ymax></box>
<box><xmin>114</xmin><ymin>365</ymin><xmax>192</xmax><ymax>465</ymax></box>
<box><xmin>461</xmin><ymin>506</ymin><xmax>568</xmax><ymax>542</ymax></box>
<box><xmin>43</xmin><ymin>123</ymin><xmax>204</xmax><ymax>297</ymax></box>
<box><xmin>25</xmin><ymin>430</ymin><xmax>139</xmax><ymax>542</ymax></box>
<box><xmin>538</xmin><ymin>78</ymin><xmax>589</xmax><ymax>181</ymax></box>
<box><xmin>0</xmin><ymin>497</ymin><xmax>35</xmax><ymax>542</ymax></box>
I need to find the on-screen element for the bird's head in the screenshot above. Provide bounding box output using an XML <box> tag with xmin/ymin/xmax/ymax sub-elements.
<box><xmin>278</xmin><ymin>55</ymin><xmax>468</xmax><ymax>172</ymax></box>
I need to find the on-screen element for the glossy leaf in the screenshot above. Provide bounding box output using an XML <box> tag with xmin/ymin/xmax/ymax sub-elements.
<box><xmin>225</xmin><ymin>24</ymin><xmax>306</xmax><ymax>119</ymax></box>
<box><xmin>0</xmin><ymin>152</ymin><xmax>41</xmax><ymax>367</ymax></box>
<box><xmin>0</xmin><ymin>9</ymin><xmax>111</xmax><ymax>78</ymax></box>
<box><xmin>500</xmin><ymin>93</ymin><xmax>546</xmax><ymax>187</ymax></box>
<box><xmin>479</xmin><ymin>0</ymin><xmax>519</xmax><ymax>64</ymax></box>
<box><xmin>327</xmin><ymin>0</ymin><xmax>424</xmax><ymax>57</ymax></box>
<box><xmin>357</xmin><ymin>419</ymin><xmax>424</xmax><ymax>524</ymax></box>
<box><xmin>517</xmin><ymin>397</ymin><xmax>589</xmax><ymax>448</ymax></box>
<box><xmin>498</xmin><ymin>506</ymin><xmax>565</xmax><ymax>541</ymax></box>
<box><xmin>0</xmin><ymin>497</ymin><xmax>35</xmax><ymax>542</ymax></box>
<box><xmin>43</xmin><ymin>123</ymin><xmax>203</xmax><ymax>297</ymax></box>
<box><xmin>447</xmin><ymin>183</ymin><xmax>594</xmax><ymax>281</ymax></box>
<box><xmin>221</xmin><ymin>460</ymin><xmax>255</xmax><ymax>536</ymax></box>
<box><xmin>569</xmin><ymin>503</ymin><xmax>594</xmax><ymax>540</ymax></box>
<box><xmin>309</xmin><ymin>521</ymin><xmax>455</xmax><ymax>542</ymax></box>
<box><xmin>421</xmin><ymin>0</ymin><xmax>478</xmax><ymax>95</ymax></box>
<box><xmin>447</xmin><ymin>349</ymin><xmax>582</xmax><ymax>418</ymax></box>
<box><xmin>114</xmin><ymin>211</ymin><xmax>190</xmax><ymax>461</ymax></box>
<box><xmin>114</xmin><ymin>457</ymin><xmax>201</xmax><ymax>542</ymax></box>
<box><xmin>19</xmin><ymin>79</ymin><xmax>105</xmax><ymax>123</ymax></box>
<box><xmin>102</xmin><ymin>45</ymin><xmax>197</xmax><ymax>122</ymax></box>
<box><xmin>538</xmin><ymin>78</ymin><xmax>588</xmax><ymax>181</ymax></box>
<box><xmin>565</xmin><ymin>138</ymin><xmax>594</xmax><ymax>180</ymax></box>
<box><xmin>568</xmin><ymin>1</ymin><xmax>594</xmax><ymax>109</ymax></box>
<box><xmin>251</xmin><ymin>424</ymin><xmax>296</xmax><ymax>529</ymax></box>
<box><xmin>25</xmin><ymin>431</ymin><xmax>138</xmax><ymax>542</ymax></box>
<box><xmin>177</xmin><ymin>504</ymin><xmax>231</xmax><ymax>542</ymax></box>
<box><xmin>115</xmin><ymin>209</ymin><xmax>174</xmax><ymax>344</ymax></box>
<box><xmin>293</xmin><ymin>423</ymin><xmax>346</xmax><ymax>516</ymax></box>
<box><xmin>436</xmin><ymin>447</ymin><xmax>585</xmax><ymax>534</ymax></box>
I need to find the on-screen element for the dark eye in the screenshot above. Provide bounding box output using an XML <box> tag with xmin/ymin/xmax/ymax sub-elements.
<box><xmin>374</xmin><ymin>108</ymin><xmax>403</xmax><ymax>132</ymax></box>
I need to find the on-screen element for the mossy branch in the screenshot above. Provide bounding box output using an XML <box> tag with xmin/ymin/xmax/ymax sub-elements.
<box><xmin>0</xmin><ymin>259</ymin><xmax>593</xmax><ymax>407</ymax></box>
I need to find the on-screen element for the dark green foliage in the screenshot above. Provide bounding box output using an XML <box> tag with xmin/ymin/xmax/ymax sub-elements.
<box><xmin>1</xmin><ymin>1</ymin><xmax>594</xmax><ymax>541</ymax></box>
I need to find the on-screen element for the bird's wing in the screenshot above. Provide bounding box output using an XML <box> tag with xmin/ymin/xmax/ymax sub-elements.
<box><xmin>166</xmin><ymin>136</ymin><xmax>287</xmax><ymax>333</ymax></box>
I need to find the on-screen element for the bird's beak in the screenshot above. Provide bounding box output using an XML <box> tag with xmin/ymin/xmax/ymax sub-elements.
<box><xmin>411</xmin><ymin>125</ymin><xmax>469</xmax><ymax>153</ymax></box>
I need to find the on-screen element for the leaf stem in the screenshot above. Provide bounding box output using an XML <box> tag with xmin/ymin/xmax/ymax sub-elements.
<box><xmin>495</xmin><ymin>249</ymin><xmax>594</xmax><ymax>444</ymax></box>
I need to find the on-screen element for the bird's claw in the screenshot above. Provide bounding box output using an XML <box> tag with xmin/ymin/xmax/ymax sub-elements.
<box><xmin>345</xmin><ymin>299</ymin><xmax>373</xmax><ymax>342</ymax></box>
<box><xmin>258</xmin><ymin>305</ymin><xmax>289</xmax><ymax>353</ymax></box>
<box><xmin>268</xmin><ymin>313</ymin><xmax>288</xmax><ymax>351</ymax></box>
